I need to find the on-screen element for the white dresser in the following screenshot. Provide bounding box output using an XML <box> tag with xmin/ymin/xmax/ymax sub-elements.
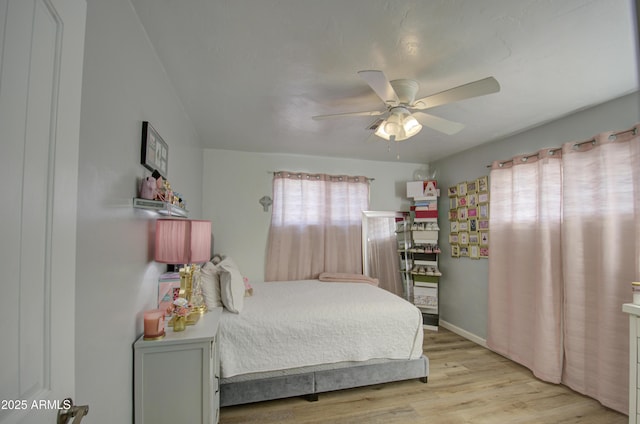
<box><xmin>134</xmin><ymin>307</ymin><xmax>222</xmax><ymax>424</ymax></box>
<box><xmin>623</xmin><ymin>303</ymin><xmax>640</xmax><ymax>423</ymax></box>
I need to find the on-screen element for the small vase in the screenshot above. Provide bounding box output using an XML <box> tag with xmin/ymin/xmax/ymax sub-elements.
<box><xmin>173</xmin><ymin>316</ymin><xmax>186</xmax><ymax>332</ymax></box>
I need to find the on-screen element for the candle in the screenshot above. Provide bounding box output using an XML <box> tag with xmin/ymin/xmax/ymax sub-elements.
<box><xmin>144</xmin><ymin>309</ymin><xmax>165</xmax><ymax>340</ymax></box>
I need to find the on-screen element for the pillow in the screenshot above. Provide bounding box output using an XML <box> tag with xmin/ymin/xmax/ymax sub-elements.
<box><xmin>318</xmin><ymin>272</ymin><xmax>379</xmax><ymax>286</ymax></box>
<box><xmin>199</xmin><ymin>262</ymin><xmax>222</xmax><ymax>308</ymax></box>
<box><xmin>218</xmin><ymin>257</ymin><xmax>245</xmax><ymax>313</ymax></box>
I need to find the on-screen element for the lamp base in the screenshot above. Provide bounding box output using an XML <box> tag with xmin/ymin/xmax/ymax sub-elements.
<box><xmin>167</xmin><ymin>314</ymin><xmax>200</xmax><ymax>327</ymax></box>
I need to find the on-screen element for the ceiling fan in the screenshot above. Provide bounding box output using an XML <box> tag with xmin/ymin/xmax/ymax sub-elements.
<box><xmin>312</xmin><ymin>70</ymin><xmax>500</xmax><ymax>142</ymax></box>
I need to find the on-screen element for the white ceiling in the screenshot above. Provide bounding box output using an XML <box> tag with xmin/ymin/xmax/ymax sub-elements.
<box><xmin>130</xmin><ymin>0</ymin><xmax>639</xmax><ymax>163</ymax></box>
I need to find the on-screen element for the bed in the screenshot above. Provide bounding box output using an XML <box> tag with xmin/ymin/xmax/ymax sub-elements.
<box><xmin>217</xmin><ymin>279</ymin><xmax>428</xmax><ymax>406</ymax></box>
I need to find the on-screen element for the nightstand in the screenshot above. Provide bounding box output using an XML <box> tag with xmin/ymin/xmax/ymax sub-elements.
<box><xmin>134</xmin><ymin>307</ymin><xmax>222</xmax><ymax>424</ymax></box>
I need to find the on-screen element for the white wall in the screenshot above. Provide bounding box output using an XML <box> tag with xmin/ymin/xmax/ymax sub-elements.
<box><xmin>202</xmin><ymin>150</ymin><xmax>424</xmax><ymax>282</ymax></box>
<box><xmin>75</xmin><ymin>0</ymin><xmax>203</xmax><ymax>421</ymax></box>
<box><xmin>431</xmin><ymin>91</ymin><xmax>640</xmax><ymax>340</ymax></box>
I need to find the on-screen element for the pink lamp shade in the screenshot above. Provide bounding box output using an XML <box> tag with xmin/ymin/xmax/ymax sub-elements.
<box><xmin>154</xmin><ymin>219</ymin><xmax>211</xmax><ymax>264</ymax></box>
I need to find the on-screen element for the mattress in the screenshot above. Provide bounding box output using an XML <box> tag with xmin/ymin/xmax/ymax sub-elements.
<box><xmin>219</xmin><ymin>279</ymin><xmax>424</xmax><ymax>378</ymax></box>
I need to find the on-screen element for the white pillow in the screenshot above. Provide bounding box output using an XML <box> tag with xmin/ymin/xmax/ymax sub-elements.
<box><xmin>218</xmin><ymin>257</ymin><xmax>245</xmax><ymax>313</ymax></box>
<box><xmin>199</xmin><ymin>262</ymin><xmax>222</xmax><ymax>308</ymax></box>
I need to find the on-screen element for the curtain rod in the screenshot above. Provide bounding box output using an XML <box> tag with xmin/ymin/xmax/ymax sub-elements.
<box><xmin>268</xmin><ymin>171</ymin><xmax>374</xmax><ymax>181</ymax></box>
<box><xmin>486</xmin><ymin>126</ymin><xmax>638</xmax><ymax>168</ymax></box>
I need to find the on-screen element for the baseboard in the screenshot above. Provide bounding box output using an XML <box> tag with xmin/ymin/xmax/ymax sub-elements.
<box><xmin>439</xmin><ymin>320</ymin><xmax>488</xmax><ymax>348</ymax></box>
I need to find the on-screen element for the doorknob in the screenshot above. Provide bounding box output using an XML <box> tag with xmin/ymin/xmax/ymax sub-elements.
<box><xmin>57</xmin><ymin>398</ymin><xmax>89</xmax><ymax>424</ymax></box>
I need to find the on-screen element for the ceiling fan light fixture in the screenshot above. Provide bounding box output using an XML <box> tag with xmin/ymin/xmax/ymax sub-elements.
<box><xmin>374</xmin><ymin>107</ymin><xmax>421</xmax><ymax>142</ymax></box>
<box><xmin>402</xmin><ymin>115</ymin><xmax>422</xmax><ymax>137</ymax></box>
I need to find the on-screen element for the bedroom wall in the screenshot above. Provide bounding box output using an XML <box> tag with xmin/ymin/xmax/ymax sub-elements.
<box><xmin>202</xmin><ymin>150</ymin><xmax>424</xmax><ymax>282</ymax></box>
<box><xmin>75</xmin><ymin>0</ymin><xmax>203</xmax><ymax>422</ymax></box>
<box><xmin>430</xmin><ymin>91</ymin><xmax>640</xmax><ymax>341</ymax></box>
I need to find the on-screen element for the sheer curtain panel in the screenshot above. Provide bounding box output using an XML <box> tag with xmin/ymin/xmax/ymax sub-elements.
<box><xmin>560</xmin><ymin>128</ymin><xmax>640</xmax><ymax>413</ymax></box>
<box><xmin>265</xmin><ymin>172</ymin><xmax>370</xmax><ymax>282</ymax></box>
<box><xmin>487</xmin><ymin>124</ymin><xmax>640</xmax><ymax>413</ymax></box>
<box><xmin>487</xmin><ymin>149</ymin><xmax>564</xmax><ymax>383</ymax></box>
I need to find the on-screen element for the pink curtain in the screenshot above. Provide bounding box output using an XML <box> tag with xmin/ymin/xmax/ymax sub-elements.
<box><xmin>487</xmin><ymin>124</ymin><xmax>640</xmax><ymax>413</ymax></box>
<box><xmin>487</xmin><ymin>149</ymin><xmax>564</xmax><ymax>383</ymax></box>
<box><xmin>561</xmin><ymin>128</ymin><xmax>639</xmax><ymax>413</ymax></box>
<box><xmin>265</xmin><ymin>172</ymin><xmax>370</xmax><ymax>282</ymax></box>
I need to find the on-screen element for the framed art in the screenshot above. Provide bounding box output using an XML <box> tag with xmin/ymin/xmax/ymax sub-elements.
<box><xmin>448</xmin><ymin>186</ymin><xmax>458</xmax><ymax>197</ymax></box>
<box><xmin>469</xmin><ymin>217</ymin><xmax>478</xmax><ymax>232</ymax></box>
<box><xmin>466</xmin><ymin>180</ymin><xmax>477</xmax><ymax>193</ymax></box>
<box><xmin>459</xmin><ymin>232</ymin><xmax>469</xmax><ymax>245</ymax></box>
<box><xmin>478</xmin><ymin>219</ymin><xmax>490</xmax><ymax>230</ymax></box>
<box><xmin>449</xmin><ymin>210</ymin><xmax>458</xmax><ymax>220</ymax></box>
<box><xmin>468</xmin><ymin>207</ymin><xmax>477</xmax><ymax>218</ymax></box>
<box><xmin>478</xmin><ymin>204</ymin><xmax>489</xmax><ymax>219</ymax></box>
<box><xmin>478</xmin><ymin>176</ymin><xmax>488</xmax><ymax>192</ymax></box>
<box><xmin>480</xmin><ymin>231</ymin><xmax>489</xmax><ymax>246</ymax></box>
<box><xmin>449</xmin><ymin>233</ymin><xmax>459</xmax><ymax>244</ymax></box>
<box><xmin>460</xmin><ymin>246</ymin><xmax>469</xmax><ymax>257</ymax></box>
<box><xmin>458</xmin><ymin>220</ymin><xmax>468</xmax><ymax>231</ymax></box>
<box><xmin>468</xmin><ymin>232</ymin><xmax>479</xmax><ymax>245</ymax></box>
<box><xmin>478</xmin><ymin>192</ymin><xmax>489</xmax><ymax>203</ymax></box>
<box><xmin>470</xmin><ymin>245</ymin><xmax>480</xmax><ymax>259</ymax></box>
<box><xmin>480</xmin><ymin>246</ymin><xmax>489</xmax><ymax>258</ymax></box>
<box><xmin>141</xmin><ymin>121</ymin><xmax>169</xmax><ymax>177</ymax></box>
<box><xmin>458</xmin><ymin>182</ymin><xmax>467</xmax><ymax>196</ymax></box>
<box><xmin>458</xmin><ymin>207</ymin><xmax>468</xmax><ymax>220</ymax></box>
<box><xmin>450</xmin><ymin>221</ymin><xmax>459</xmax><ymax>232</ymax></box>
<box><xmin>451</xmin><ymin>245</ymin><xmax>460</xmax><ymax>257</ymax></box>
<box><xmin>449</xmin><ymin>197</ymin><xmax>458</xmax><ymax>210</ymax></box>
<box><xmin>467</xmin><ymin>193</ymin><xmax>477</xmax><ymax>207</ymax></box>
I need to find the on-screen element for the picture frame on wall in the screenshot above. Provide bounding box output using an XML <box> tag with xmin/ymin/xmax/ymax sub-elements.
<box><xmin>480</xmin><ymin>246</ymin><xmax>489</xmax><ymax>258</ymax></box>
<box><xmin>141</xmin><ymin>121</ymin><xmax>169</xmax><ymax>178</ymax></box>
<box><xmin>468</xmin><ymin>232</ymin><xmax>479</xmax><ymax>244</ymax></box>
<box><xmin>478</xmin><ymin>192</ymin><xmax>489</xmax><ymax>203</ymax></box>
<box><xmin>467</xmin><ymin>180</ymin><xmax>477</xmax><ymax>193</ymax></box>
<box><xmin>478</xmin><ymin>219</ymin><xmax>490</xmax><ymax>230</ymax></box>
<box><xmin>480</xmin><ymin>231</ymin><xmax>489</xmax><ymax>246</ymax></box>
<box><xmin>478</xmin><ymin>204</ymin><xmax>489</xmax><ymax>219</ymax></box>
<box><xmin>458</xmin><ymin>182</ymin><xmax>468</xmax><ymax>196</ymax></box>
<box><xmin>451</xmin><ymin>245</ymin><xmax>460</xmax><ymax>257</ymax></box>
<box><xmin>448</xmin><ymin>186</ymin><xmax>458</xmax><ymax>197</ymax></box>
<box><xmin>478</xmin><ymin>176</ymin><xmax>488</xmax><ymax>192</ymax></box>
<box><xmin>470</xmin><ymin>245</ymin><xmax>480</xmax><ymax>259</ymax></box>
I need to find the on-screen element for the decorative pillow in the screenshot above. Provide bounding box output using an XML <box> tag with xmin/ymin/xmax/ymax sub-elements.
<box><xmin>200</xmin><ymin>262</ymin><xmax>222</xmax><ymax>308</ymax></box>
<box><xmin>218</xmin><ymin>257</ymin><xmax>245</xmax><ymax>313</ymax></box>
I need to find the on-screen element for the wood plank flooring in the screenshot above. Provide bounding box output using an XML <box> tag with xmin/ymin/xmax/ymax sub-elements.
<box><xmin>220</xmin><ymin>328</ymin><xmax>627</xmax><ymax>423</ymax></box>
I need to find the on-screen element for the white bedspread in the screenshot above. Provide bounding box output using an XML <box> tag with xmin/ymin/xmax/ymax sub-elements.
<box><xmin>219</xmin><ymin>279</ymin><xmax>424</xmax><ymax>378</ymax></box>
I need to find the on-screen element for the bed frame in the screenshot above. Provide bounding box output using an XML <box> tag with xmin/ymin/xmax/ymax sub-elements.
<box><xmin>220</xmin><ymin>355</ymin><xmax>429</xmax><ymax>407</ymax></box>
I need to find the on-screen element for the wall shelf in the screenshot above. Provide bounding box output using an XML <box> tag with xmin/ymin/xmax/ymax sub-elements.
<box><xmin>132</xmin><ymin>198</ymin><xmax>188</xmax><ymax>217</ymax></box>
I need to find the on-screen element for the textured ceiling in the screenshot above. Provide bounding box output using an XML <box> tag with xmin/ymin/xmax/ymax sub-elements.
<box><xmin>130</xmin><ymin>0</ymin><xmax>639</xmax><ymax>163</ymax></box>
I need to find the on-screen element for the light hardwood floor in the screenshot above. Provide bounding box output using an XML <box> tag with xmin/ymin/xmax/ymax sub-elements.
<box><xmin>220</xmin><ymin>328</ymin><xmax>627</xmax><ymax>423</ymax></box>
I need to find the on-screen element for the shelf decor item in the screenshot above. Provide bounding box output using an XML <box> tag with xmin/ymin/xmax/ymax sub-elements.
<box><xmin>141</xmin><ymin>121</ymin><xmax>169</xmax><ymax>178</ymax></box>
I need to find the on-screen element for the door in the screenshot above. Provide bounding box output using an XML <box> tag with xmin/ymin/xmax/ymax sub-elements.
<box><xmin>0</xmin><ymin>0</ymin><xmax>86</xmax><ymax>422</ymax></box>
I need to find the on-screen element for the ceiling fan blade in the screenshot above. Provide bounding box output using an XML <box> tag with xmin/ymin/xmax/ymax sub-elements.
<box><xmin>312</xmin><ymin>110</ymin><xmax>385</xmax><ymax>120</ymax></box>
<box><xmin>412</xmin><ymin>77</ymin><xmax>500</xmax><ymax>110</ymax></box>
<box><xmin>413</xmin><ymin>111</ymin><xmax>465</xmax><ymax>135</ymax></box>
<box><xmin>357</xmin><ymin>70</ymin><xmax>399</xmax><ymax>105</ymax></box>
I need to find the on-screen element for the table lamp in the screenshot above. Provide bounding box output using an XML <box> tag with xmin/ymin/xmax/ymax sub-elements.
<box><xmin>155</xmin><ymin>219</ymin><xmax>211</xmax><ymax>323</ymax></box>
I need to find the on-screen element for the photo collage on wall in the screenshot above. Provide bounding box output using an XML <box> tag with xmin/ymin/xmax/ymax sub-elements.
<box><xmin>448</xmin><ymin>176</ymin><xmax>489</xmax><ymax>259</ymax></box>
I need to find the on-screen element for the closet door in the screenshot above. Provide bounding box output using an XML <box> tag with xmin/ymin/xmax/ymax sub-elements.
<box><xmin>0</xmin><ymin>0</ymin><xmax>86</xmax><ymax>422</ymax></box>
